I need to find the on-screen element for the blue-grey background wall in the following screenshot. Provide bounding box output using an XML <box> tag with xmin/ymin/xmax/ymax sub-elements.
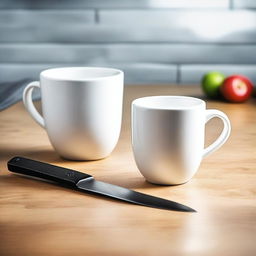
<box><xmin>0</xmin><ymin>0</ymin><xmax>256</xmax><ymax>84</ymax></box>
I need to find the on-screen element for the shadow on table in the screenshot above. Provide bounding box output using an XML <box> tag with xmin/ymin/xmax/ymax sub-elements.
<box><xmin>1</xmin><ymin>148</ymin><xmax>173</xmax><ymax>192</ymax></box>
<box><xmin>1</xmin><ymin>173</ymin><xmax>164</xmax><ymax>210</ymax></box>
<box><xmin>0</xmin><ymin>148</ymin><xmax>63</xmax><ymax>164</ymax></box>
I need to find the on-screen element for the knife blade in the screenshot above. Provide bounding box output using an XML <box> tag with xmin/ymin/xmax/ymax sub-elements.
<box><xmin>7</xmin><ymin>156</ymin><xmax>196</xmax><ymax>212</ymax></box>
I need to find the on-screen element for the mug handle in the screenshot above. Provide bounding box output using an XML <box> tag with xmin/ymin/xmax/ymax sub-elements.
<box><xmin>202</xmin><ymin>109</ymin><xmax>231</xmax><ymax>158</ymax></box>
<box><xmin>23</xmin><ymin>81</ymin><xmax>45</xmax><ymax>128</ymax></box>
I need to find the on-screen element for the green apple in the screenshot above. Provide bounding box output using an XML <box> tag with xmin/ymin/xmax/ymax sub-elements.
<box><xmin>201</xmin><ymin>72</ymin><xmax>226</xmax><ymax>98</ymax></box>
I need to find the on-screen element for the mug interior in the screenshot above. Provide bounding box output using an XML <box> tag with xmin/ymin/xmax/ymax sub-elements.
<box><xmin>133</xmin><ymin>96</ymin><xmax>205</xmax><ymax>110</ymax></box>
<box><xmin>41</xmin><ymin>67</ymin><xmax>122</xmax><ymax>81</ymax></box>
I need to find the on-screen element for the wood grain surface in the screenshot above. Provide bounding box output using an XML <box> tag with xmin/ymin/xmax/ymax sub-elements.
<box><xmin>0</xmin><ymin>85</ymin><xmax>255</xmax><ymax>256</ymax></box>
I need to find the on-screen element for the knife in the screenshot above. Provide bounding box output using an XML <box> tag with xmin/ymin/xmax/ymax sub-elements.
<box><xmin>7</xmin><ymin>156</ymin><xmax>196</xmax><ymax>212</ymax></box>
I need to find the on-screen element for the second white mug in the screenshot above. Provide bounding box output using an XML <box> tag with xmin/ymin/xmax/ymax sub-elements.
<box><xmin>132</xmin><ymin>96</ymin><xmax>231</xmax><ymax>185</ymax></box>
<box><xmin>23</xmin><ymin>67</ymin><xmax>124</xmax><ymax>160</ymax></box>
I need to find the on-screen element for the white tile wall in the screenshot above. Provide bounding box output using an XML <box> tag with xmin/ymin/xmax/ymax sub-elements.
<box><xmin>233</xmin><ymin>0</ymin><xmax>256</xmax><ymax>9</ymax></box>
<box><xmin>180</xmin><ymin>65</ymin><xmax>256</xmax><ymax>84</ymax></box>
<box><xmin>0</xmin><ymin>0</ymin><xmax>255</xmax><ymax>84</ymax></box>
<box><xmin>0</xmin><ymin>0</ymin><xmax>229</xmax><ymax>9</ymax></box>
<box><xmin>1</xmin><ymin>44</ymin><xmax>255</xmax><ymax>64</ymax></box>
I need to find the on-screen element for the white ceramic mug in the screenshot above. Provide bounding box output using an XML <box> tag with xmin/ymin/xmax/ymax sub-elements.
<box><xmin>132</xmin><ymin>96</ymin><xmax>231</xmax><ymax>185</ymax></box>
<box><xmin>23</xmin><ymin>67</ymin><xmax>124</xmax><ymax>160</ymax></box>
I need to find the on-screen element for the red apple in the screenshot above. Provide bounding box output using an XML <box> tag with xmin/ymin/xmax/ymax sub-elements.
<box><xmin>220</xmin><ymin>75</ymin><xmax>254</xmax><ymax>103</ymax></box>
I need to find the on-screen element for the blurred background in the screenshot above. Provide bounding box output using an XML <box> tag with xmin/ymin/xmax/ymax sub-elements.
<box><xmin>0</xmin><ymin>0</ymin><xmax>255</xmax><ymax>85</ymax></box>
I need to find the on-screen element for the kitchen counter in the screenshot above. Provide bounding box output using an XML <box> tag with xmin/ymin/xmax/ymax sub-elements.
<box><xmin>0</xmin><ymin>85</ymin><xmax>255</xmax><ymax>256</ymax></box>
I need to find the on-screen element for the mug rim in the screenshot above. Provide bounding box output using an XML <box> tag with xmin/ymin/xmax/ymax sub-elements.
<box><xmin>132</xmin><ymin>96</ymin><xmax>205</xmax><ymax>110</ymax></box>
<box><xmin>40</xmin><ymin>66</ymin><xmax>123</xmax><ymax>82</ymax></box>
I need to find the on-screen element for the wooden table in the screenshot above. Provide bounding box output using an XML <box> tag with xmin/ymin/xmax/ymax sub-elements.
<box><xmin>0</xmin><ymin>85</ymin><xmax>255</xmax><ymax>256</ymax></box>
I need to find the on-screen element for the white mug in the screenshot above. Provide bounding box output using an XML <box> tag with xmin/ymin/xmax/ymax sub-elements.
<box><xmin>23</xmin><ymin>67</ymin><xmax>124</xmax><ymax>160</ymax></box>
<box><xmin>132</xmin><ymin>96</ymin><xmax>231</xmax><ymax>185</ymax></box>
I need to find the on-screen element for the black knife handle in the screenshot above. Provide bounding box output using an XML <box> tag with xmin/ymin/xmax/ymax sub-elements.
<box><xmin>7</xmin><ymin>156</ymin><xmax>92</xmax><ymax>187</ymax></box>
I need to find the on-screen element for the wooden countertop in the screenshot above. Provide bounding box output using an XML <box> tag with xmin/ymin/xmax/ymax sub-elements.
<box><xmin>0</xmin><ymin>85</ymin><xmax>255</xmax><ymax>256</ymax></box>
